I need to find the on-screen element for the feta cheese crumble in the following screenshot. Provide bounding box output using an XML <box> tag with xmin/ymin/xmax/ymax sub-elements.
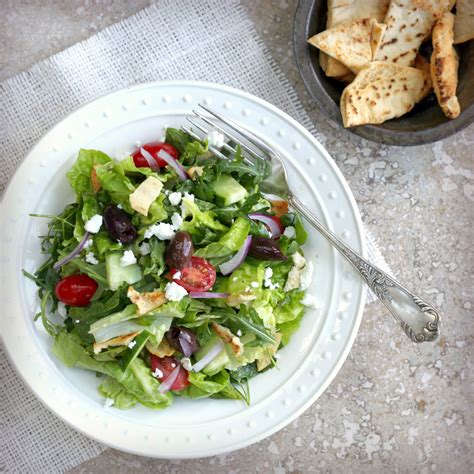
<box><xmin>299</xmin><ymin>261</ymin><xmax>313</xmax><ymax>290</ymax></box>
<box><xmin>181</xmin><ymin>357</ymin><xmax>192</xmax><ymax>371</ymax></box>
<box><xmin>171</xmin><ymin>212</ymin><xmax>183</xmax><ymax>229</ymax></box>
<box><xmin>144</xmin><ymin>222</ymin><xmax>176</xmax><ymax>240</ymax></box>
<box><xmin>84</xmin><ymin>238</ymin><xmax>93</xmax><ymax>249</ymax></box>
<box><xmin>120</xmin><ymin>250</ymin><xmax>137</xmax><ymax>267</ymax></box>
<box><xmin>152</xmin><ymin>367</ymin><xmax>163</xmax><ymax>378</ymax></box>
<box><xmin>116</xmin><ymin>204</ymin><xmax>123</xmax><ymax>209</ymax></box>
<box><xmin>84</xmin><ymin>214</ymin><xmax>103</xmax><ymax>234</ymax></box>
<box><xmin>127</xmin><ymin>340</ymin><xmax>137</xmax><ymax>349</ymax></box>
<box><xmin>263</xmin><ymin>267</ymin><xmax>279</xmax><ymax>289</ymax></box>
<box><xmin>165</xmin><ymin>281</ymin><xmax>188</xmax><ymax>302</ymax></box>
<box><xmin>183</xmin><ymin>192</ymin><xmax>195</xmax><ymax>203</ymax></box>
<box><xmin>139</xmin><ymin>242</ymin><xmax>151</xmax><ymax>256</ymax></box>
<box><xmin>251</xmin><ymin>281</ymin><xmax>260</xmax><ymax>288</ymax></box>
<box><xmin>236</xmin><ymin>329</ymin><xmax>242</xmax><ymax>337</ymax></box>
<box><xmin>172</xmin><ymin>271</ymin><xmax>182</xmax><ymax>280</ymax></box>
<box><xmin>104</xmin><ymin>398</ymin><xmax>114</xmax><ymax>408</ymax></box>
<box><xmin>168</xmin><ymin>191</ymin><xmax>182</xmax><ymax>206</ymax></box>
<box><xmin>283</xmin><ymin>226</ymin><xmax>296</xmax><ymax>239</ymax></box>
<box><xmin>301</xmin><ymin>293</ymin><xmax>318</xmax><ymax>308</ymax></box>
<box><xmin>85</xmin><ymin>252</ymin><xmax>99</xmax><ymax>265</ymax></box>
<box><xmin>206</xmin><ymin>130</ymin><xmax>226</xmax><ymax>148</ymax></box>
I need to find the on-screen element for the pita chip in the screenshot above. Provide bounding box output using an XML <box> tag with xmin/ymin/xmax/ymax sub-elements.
<box><xmin>454</xmin><ymin>0</ymin><xmax>474</xmax><ymax>43</ymax></box>
<box><xmin>431</xmin><ymin>12</ymin><xmax>461</xmax><ymax>118</ymax></box>
<box><xmin>308</xmin><ymin>18</ymin><xmax>387</xmax><ymax>73</ymax></box>
<box><xmin>324</xmin><ymin>0</ymin><xmax>390</xmax><ymax>77</ymax></box>
<box><xmin>340</xmin><ymin>61</ymin><xmax>432</xmax><ymax>127</ymax></box>
<box><xmin>375</xmin><ymin>0</ymin><xmax>448</xmax><ymax>66</ymax></box>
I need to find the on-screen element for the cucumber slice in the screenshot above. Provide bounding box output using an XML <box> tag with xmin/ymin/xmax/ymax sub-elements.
<box><xmin>213</xmin><ymin>174</ymin><xmax>248</xmax><ymax>205</ymax></box>
<box><xmin>194</xmin><ymin>335</ymin><xmax>230</xmax><ymax>376</ymax></box>
<box><xmin>106</xmin><ymin>252</ymin><xmax>142</xmax><ymax>291</ymax></box>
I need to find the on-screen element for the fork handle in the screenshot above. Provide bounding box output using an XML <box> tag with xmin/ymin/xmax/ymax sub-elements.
<box><xmin>289</xmin><ymin>195</ymin><xmax>440</xmax><ymax>343</ymax></box>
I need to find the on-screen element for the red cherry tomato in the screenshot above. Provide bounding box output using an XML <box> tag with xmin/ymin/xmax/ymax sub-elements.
<box><xmin>170</xmin><ymin>257</ymin><xmax>216</xmax><ymax>292</ymax></box>
<box><xmin>150</xmin><ymin>355</ymin><xmax>189</xmax><ymax>391</ymax></box>
<box><xmin>54</xmin><ymin>274</ymin><xmax>98</xmax><ymax>307</ymax></box>
<box><xmin>132</xmin><ymin>142</ymin><xmax>179</xmax><ymax>169</ymax></box>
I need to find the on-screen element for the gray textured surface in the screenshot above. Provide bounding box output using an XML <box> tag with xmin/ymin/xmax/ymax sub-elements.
<box><xmin>2</xmin><ymin>1</ymin><xmax>473</xmax><ymax>472</ymax></box>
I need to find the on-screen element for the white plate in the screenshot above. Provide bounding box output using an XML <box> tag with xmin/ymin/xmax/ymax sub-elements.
<box><xmin>0</xmin><ymin>81</ymin><xmax>366</xmax><ymax>458</ymax></box>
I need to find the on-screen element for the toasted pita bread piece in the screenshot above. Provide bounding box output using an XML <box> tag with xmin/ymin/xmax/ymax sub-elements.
<box><xmin>414</xmin><ymin>53</ymin><xmax>431</xmax><ymax>76</ymax></box>
<box><xmin>325</xmin><ymin>0</ymin><xmax>390</xmax><ymax>77</ymax></box>
<box><xmin>93</xmin><ymin>332</ymin><xmax>140</xmax><ymax>354</ymax></box>
<box><xmin>375</xmin><ymin>0</ymin><xmax>448</xmax><ymax>66</ymax></box>
<box><xmin>454</xmin><ymin>0</ymin><xmax>474</xmax><ymax>43</ymax></box>
<box><xmin>431</xmin><ymin>12</ymin><xmax>461</xmax><ymax>118</ymax></box>
<box><xmin>127</xmin><ymin>286</ymin><xmax>167</xmax><ymax>315</ymax></box>
<box><xmin>309</xmin><ymin>18</ymin><xmax>387</xmax><ymax>73</ymax></box>
<box><xmin>211</xmin><ymin>322</ymin><xmax>243</xmax><ymax>356</ymax></box>
<box><xmin>146</xmin><ymin>339</ymin><xmax>175</xmax><ymax>358</ymax></box>
<box><xmin>340</xmin><ymin>61</ymin><xmax>432</xmax><ymax>127</ymax></box>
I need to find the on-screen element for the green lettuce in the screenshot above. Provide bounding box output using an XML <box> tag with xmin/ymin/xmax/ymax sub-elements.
<box><xmin>179</xmin><ymin>370</ymin><xmax>238</xmax><ymax>399</ymax></box>
<box><xmin>226</xmin><ymin>262</ymin><xmax>265</xmax><ymax>294</ymax></box>
<box><xmin>98</xmin><ymin>377</ymin><xmax>138</xmax><ymax>409</ymax></box>
<box><xmin>180</xmin><ymin>197</ymin><xmax>227</xmax><ymax>235</ymax></box>
<box><xmin>274</xmin><ymin>291</ymin><xmax>305</xmax><ymax>324</ymax></box>
<box><xmin>194</xmin><ymin>217</ymin><xmax>250</xmax><ymax>259</ymax></box>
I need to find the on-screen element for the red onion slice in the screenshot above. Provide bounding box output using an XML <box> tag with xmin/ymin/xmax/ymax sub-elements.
<box><xmin>189</xmin><ymin>292</ymin><xmax>229</xmax><ymax>299</ymax></box>
<box><xmin>158</xmin><ymin>364</ymin><xmax>181</xmax><ymax>394</ymax></box>
<box><xmin>53</xmin><ymin>231</ymin><xmax>91</xmax><ymax>271</ymax></box>
<box><xmin>191</xmin><ymin>340</ymin><xmax>224</xmax><ymax>373</ymax></box>
<box><xmin>140</xmin><ymin>147</ymin><xmax>160</xmax><ymax>172</ymax></box>
<box><xmin>178</xmin><ymin>333</ymin><xmax>194</xmax><ymax>357</ymax></box>
<box><xmin>157</xmin><ymin>149</ymin><xmax>188</xmax><ymax>181</ymax></box>
<box><xmin>219</xmin><ymin>235</ymin><xmax>252</xmax><ymax>275</ymax></box>
<box><xmin>249</xmin><ymin>213</ymin><xmax>282</xmax><ymax>238</ymax></box>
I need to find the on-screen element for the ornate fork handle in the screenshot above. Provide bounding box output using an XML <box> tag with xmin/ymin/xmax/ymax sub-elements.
<box><xmin>289</xmin><ymin>195</ymin><xmax>440</xmax><ymax>342</ymax></box>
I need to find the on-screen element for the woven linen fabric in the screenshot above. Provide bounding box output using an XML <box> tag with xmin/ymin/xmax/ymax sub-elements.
<box><xmin>0</xmin><ymin>1</ymin><xmax>391</xmax><ymax>472</ymax></box>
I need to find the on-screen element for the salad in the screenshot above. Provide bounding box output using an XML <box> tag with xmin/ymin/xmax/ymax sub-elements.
<box><xmin>25</xmin><ymin>127</ymin><xmax>315</xmax><ymax>410</ymax></box>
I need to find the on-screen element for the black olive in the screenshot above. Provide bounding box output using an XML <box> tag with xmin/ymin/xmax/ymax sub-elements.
<box><xmin>248</xmin><ymin>237</ymin><xmax>287</xmax><ymax>261</ymax></box>
<box><xmin>166</xmin><ymin>326</ymin><xmax>199</xmax><ymax>356</ymax></box>
<box><xmin>165</xmin><ymin>231</ymin><xmax>194</xmax><ymax>270</ymax></box>
<box><xmin>103</xmin><ymin>205</ymin><xmax>138</xmax><ymax>244</ymax></box>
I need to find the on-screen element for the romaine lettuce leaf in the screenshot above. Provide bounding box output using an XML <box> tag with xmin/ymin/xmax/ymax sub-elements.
<box><xmin>194</xmin><ymin>216</ymin><xmax>250</xmax><ymax>259</ymax></box>
<box><xmin>273</xmin><ymin>291</ymin><xmax>305</xmax><ymax>324</ymax></box>
<box><xmin>97</xmin><ymin>377</ymin><xmax>138</xmax><ymax>409</ymax></box>
<box><xmin>179</xmin><ymin>370</ymin><xmax>232</xmax><ymax>399</ymax></box>
<box><xmin>180</xmin><ymin>198</ymin><xmax>227</xmax><ymax>235</ymax></box>
<box><xmin>226</xmin><ymin>262</ymin><xmax>265</xmax><ymax>294</ymax></box>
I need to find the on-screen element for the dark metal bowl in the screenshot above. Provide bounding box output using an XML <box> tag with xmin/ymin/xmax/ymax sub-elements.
<box><xmin>293</xmin><ymin>0</ymin><xmax>474</xmax><ymax>146</ymax></box>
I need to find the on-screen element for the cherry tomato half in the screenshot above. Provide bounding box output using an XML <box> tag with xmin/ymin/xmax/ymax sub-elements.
<box><xmin>132</xmin><ymin>142</ymin><xmax>179</xmax><ymax>169</ymax></box>
<box><xmin>54</xmin><ymin>274</ymin><xmax>98</xmax><ymax>307</ymax></box>
<box><xmin>170</xmin><ymin>257</ymin><xmax>217</xmax><ymax>292</ymax></box>
<box><xmin>150</xmin><ymin>355</ymin><xmax>189</xmax><ymax>391</ymax></box>
<box><xmin>269</xmin><ymin>215</ymin><xmax>284</xmax><ymax>235</ymax></box>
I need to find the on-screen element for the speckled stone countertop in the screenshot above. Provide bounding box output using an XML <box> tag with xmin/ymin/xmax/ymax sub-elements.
<box><xmin>2</xmin><ymin>1</ymin><xmax>473</xmax><ymax>472</ymax></box>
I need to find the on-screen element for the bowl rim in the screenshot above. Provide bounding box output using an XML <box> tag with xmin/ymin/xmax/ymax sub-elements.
<box><xmin>293</xmin><ymin>0</ymin><xmax>474</xmax><ymax>146</ymax></box>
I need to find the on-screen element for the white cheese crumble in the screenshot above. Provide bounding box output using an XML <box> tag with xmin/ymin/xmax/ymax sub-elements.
<box><xmin>299</xmin><ymin>261</ymin><xmax>314</xmax><ymax>290</ymax></box>
<box><xmin>57</xmin><ymin>302</ymin><xmax>67</xmax><ymax>318</ymax></box>
<box><xmin>104</xmin><ymin>398</ymin><xmax>114</xmax><ymax>408</ymax></box>
<box><xmin>120</xmin><ymin>250</ymin><xmax>137</xmax><ymax>267</ymax></box>
<box><xmin>206</xmin><ymin>130</ymin><xmax>226</xmax><ymax>148</ymax></box>
<box><xmin>84</xmin><ymin>214</ymin><xmax>103</xmax><ymax>234</ymax></box>
<box><xmin>152</xmin><ymin>367</ymin><xmax>163</xmax><ymax>378</ymax></box>
<box><xmin>292</xmin><ymin>252</ymin><xmax>307</xmax><ymax>270</ymax></box>
<box><xmin>165</xmin><ymin>281</ymin><xmax>188</xmax><ymax>302</ymax></box>
<box><xmin>264</xmin><ymin>267</ymin><xmax>273</xmax><ymax>280</ymax></box>
<box><xmin>117</xmin><ymin>204</ymin><xmax>123</xmax><ymax>209</ymax></box>
<box><xmin>251</xmin><ymin>281</ymin><xmax>260</xmax><ymax>288</ymax></box>
<box><xmin>172</xmin><ymin>271</ymin><xmax>182</xmax><ymax>280</ymax></box>
<box><xmin>127</xmin><ymin>340</ymin><xmax>137</xmax><ymax>349</ymax></box>
<box><xmin>171</xmin><ymin>212</ymin><xmax>183</xmax><ymax>229</ymax></box>
<box><xmin>181</xmin><ymin>357</ymin><xmax>192</xmax><ymax>371</ymax></box>
<box><xmin>183</xmin><ymin>192</ymin><xmax>195</xmax><ymax>203</ymax></box>
<box><xmin>144</xmin><ymin>222</ymin><xmax>176</xmax><ymax>240</ymax></box>
<box><xmin>139</xmin><ymin>242</ymin><xmax>151</xmax><ymax>256</ymax></box>
<box><xmin>84</xmin><ymin>238</ymin><xmax>93</xmax><ymax>249</ymax></box>
<box><xmin>301</xmin><ymin>293</ymin><xmax>318</xmax><ymax>308</ymax></box>
<box><xmin>168</xmin><ymin>191</ymin><xmax>182</xmax><ymax>206</ymax></box>
<box><xmin>236</xmin><ymin>329</ymin><xmax>242</xmax><ymax>337</ymax></box>
<box><xmin>263</xmin><ymin>267</ymin><xmax>279</xmax><ymax>289</ymax></box>
<box><xmin>283</xmin><ymin>226</ymin><xmax>296</xmax><ymax>239</ymax></box>
<box><xmin>274</xmin><ymin>353</ymin><xmax>280</xmax><ymax>360</ymax></box>
<box><xmin>85</xmin><ymin>252</ymin><xmax>99</xmax><ymax>265</ymax></box>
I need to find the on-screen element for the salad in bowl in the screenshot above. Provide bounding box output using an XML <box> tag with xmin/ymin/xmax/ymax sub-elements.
<box><xmin>26</xmin><ymin>128</ymin><xmax>315</xmax><ymax>410</ymax></box>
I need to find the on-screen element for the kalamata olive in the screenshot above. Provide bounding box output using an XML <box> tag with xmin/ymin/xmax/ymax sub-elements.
<box><xmin>248</xmin><ymin>237</ymin><xmax>287</xmax><ymax>261</ymax></box>
<box><xmin>166</xmin><ymin>326</ymin><xmax>199</xmax><ymax>356</ymax></box>
<box><xmin>103</xmin><ymin>205</ymin><xmax>138</xmax><ymax>244</ymax></box>
<box><xmin>165</xmin><ymin>231</ymin><xmax>194</xmax><ymax>270</ymax></box>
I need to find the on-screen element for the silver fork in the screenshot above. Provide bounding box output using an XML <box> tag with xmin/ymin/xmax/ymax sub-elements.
<box><xmin>183</xmin><ymin>105</ymin><xmax>440</xmax><ymax>343</ymax></box>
